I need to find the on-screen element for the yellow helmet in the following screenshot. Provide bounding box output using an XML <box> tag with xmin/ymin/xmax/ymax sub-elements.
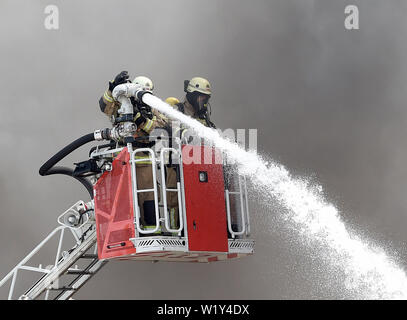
<box><xmin>133</xmin><ymin>76</ymin><xmax>154</xmax><ymax>91</ymax></box>
<box><xmin>165</xmin><ymin>97</ymin><xmax>180</xmax><ymax>106</ymax></box>
<box><xmin>184</xmin><ymin>77</ymin><xmax>211</xmax><ymax>95</ymax></box>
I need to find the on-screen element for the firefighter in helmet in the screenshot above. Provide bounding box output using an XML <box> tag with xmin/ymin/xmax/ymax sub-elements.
<box><xmin>171</xmin><ymin>77</ymin><xmax>216</xmax><ymax>132</ymax></box>
<box><xmin>165</xmin><ymin>77</ymin><xmax>216</xmax><ymax>231</ymax></box>
<box><xmin>99</xmin><ymin>71</ymin><xmax>168</xmax><ymax>233</ymax></box>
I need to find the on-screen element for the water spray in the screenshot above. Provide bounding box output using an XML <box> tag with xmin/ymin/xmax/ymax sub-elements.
<box><xmin>136</xmin><ymin>90</ymin><xmax>407</xmax><ymax>299</ymax></box>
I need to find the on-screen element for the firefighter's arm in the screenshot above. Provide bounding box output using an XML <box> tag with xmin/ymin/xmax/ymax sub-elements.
<box><xmin>172</xmin><ymin>124</ymin><xmax>195</xmax><ymax>143</ymax></box>
<box><xmin>99</xmin><ymin>89</ymin><xmax>119</xmax><ymax>116</ymax></box>
<box><xmin>99</xmin><ymin>71</ymin><xmax>130</xmax><ymax>116</ymax></box>
<box><xmin>134</xmin><ymin>112</ymin><xmax>153</xmax><ymax>133</ymax></box>
<box><xmin>134</xmin><ymin>110</ymin><xmax>169</xmax><ymax>134</ymax></box>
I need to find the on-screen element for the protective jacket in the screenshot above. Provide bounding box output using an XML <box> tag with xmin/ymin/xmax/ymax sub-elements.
<box><xmin>99</xmin><ymin>89</ymin><xmax>168</xmax><ymax>142</ymax></box>
<box><xmin>99</xmin><ymin>88</ymin><xmax>168</xmax><ymax>229</ymax></box>
<box><xmin>171</xmin><ymin>99</ymin><xmax>216</xmax><ymax>141</ymax></box>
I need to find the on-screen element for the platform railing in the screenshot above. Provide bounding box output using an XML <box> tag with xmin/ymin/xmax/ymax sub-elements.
<box><xmin>225</xmin><ymin>174</ymin><xmax>250</xmax><ymax>238</ymax></box>
<box><xmin>160</xmin><ymin>148</ymin><xmax>184</xmax><ymax>235</ymax></box>
<box><xmin>103</xmin><ymin>143</ymin><xmax>249</xmax><ymax>239</ymax></box>
<box><xmin>90</xmin><ymin>146</ymin><xmax>124</xmax><ymax>159</ymax></box>
<box><xmin>243</xmin><ymin>176</ymin><xmax>250</xmax><ymax>236</ymax></box>
<box><xmin>130</xmin><ymin>147</ymin><xmax>161</xmax><ymax>235</ymax></box>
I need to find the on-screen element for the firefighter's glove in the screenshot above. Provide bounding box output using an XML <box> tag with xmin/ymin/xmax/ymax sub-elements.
<box><xmin>134</xmin><ymin>112</ymin><xmax>147</xmax><ymax>127</ymax></box>
<box><xmin>109</xmin><ymin>71</ymin><xmax>130</xmax><ymax>91</ymax></box>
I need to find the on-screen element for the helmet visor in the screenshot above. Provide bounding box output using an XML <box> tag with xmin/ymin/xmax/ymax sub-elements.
<box><xmin>197</xmin><ymin>94</ymin><xmax>210</xmax><ymax>110</ymax></box>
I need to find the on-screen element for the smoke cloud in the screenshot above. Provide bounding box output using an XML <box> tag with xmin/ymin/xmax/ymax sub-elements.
<box><xmin>1</xmin><ymin>0</ymin><xmax>407</xmax><ymax>299</ymax></box>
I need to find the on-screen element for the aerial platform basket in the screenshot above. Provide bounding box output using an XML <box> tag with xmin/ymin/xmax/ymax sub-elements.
<box><xmin>93</xmin><ymin>144</ymin><xmax>254</xmax><ymax>262</ymax></box>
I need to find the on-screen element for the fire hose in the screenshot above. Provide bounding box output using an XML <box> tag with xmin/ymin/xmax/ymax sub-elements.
<box><xmin>38</xmin><ymin>84</ymin><xmax>151</xmax><ymax>199</ymax></box>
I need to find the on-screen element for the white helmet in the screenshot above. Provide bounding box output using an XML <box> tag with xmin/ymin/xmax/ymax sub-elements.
<box><xmin>133</xmin><ymin>76</ymin><xmax>154</xmax><ymax>92</ymax></box>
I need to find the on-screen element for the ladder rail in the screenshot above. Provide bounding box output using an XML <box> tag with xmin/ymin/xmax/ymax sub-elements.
<box><xmin>54</xmin><ymin>256</ymin><xmax>107</xmax><ymax>300</ymax></box>
<box><xmin>0</xmin><ymin>209</ymin><xmax>107</xmax><ymax>300</ymax></box>
<box><xmin>22</xmin><ymin>228</ymin><xmax>99</xmax><ymax>300</ymax></box>
<box><xmin>0</xmin><ymin>226</ymin><xmax>66</xmax><ymax>289</ymax></box>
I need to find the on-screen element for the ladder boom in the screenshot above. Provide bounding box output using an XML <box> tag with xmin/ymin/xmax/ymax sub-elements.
<box><xmin>0</xmin><ymin>202</ymin><xmax>107</xmax><ymax>300</ymax></box>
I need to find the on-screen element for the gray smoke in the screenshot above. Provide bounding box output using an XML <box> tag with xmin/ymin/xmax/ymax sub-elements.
<box><xmin>1</xmin><ymin>0</ymin><xmax>407</xmax><ymax>299</ymax></box>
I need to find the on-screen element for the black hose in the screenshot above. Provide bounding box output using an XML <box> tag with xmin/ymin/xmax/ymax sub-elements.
<box><xmin>39</xmin><ymin>133</ymin><xmax>95</xmax><ymax>176</ymax></box>
<box><xmin>39</xmin><ymin>132</ymin><xmax>96</xmax><ymax>199</ymax></box>
<box><xmin>46</xmin><ymin>166</ymin><xmax>94</xmax><ymax>198</ymax></box>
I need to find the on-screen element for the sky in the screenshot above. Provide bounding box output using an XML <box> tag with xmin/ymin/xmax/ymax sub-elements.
<box><xmin>1</xmin><ymin>0</ymin><xmax>407</xmax><ymax>299</ymax></box>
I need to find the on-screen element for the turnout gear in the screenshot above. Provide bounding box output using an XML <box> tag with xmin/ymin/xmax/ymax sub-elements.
<box><xmin>172</xmin><ymin>99</ymin><xmax>216</xmax><ymax>140</ymax></box>
<box><xmin>184</xmin><ymin>77</ymin><xmax>212</xmax><ymax>115</ymax></box>
<box><xmin>98</xmin><ymin>73</ymin><xmax>169</xmax><ymax>231</ymax></box>
<box><xmin>99</xmin><ymin>71</ymin><xmax>131</xmax><ymax>117</ymax></box>
<box><xmin>99</xmin><ymin>73</ymin><xmax>167</xmax><ymax>134</ymax></box>
<box><xmin>133</xmin><ymin>111</ymin><xmax>148</xmax><ymax>127</ymax></box>
<box><xmin>165</xmin><ymin>78</ymin><xmax>216</xmax><ymax>227</ymax></box>
<box><xmin>165</xmin><ymin>77</ymin><xmax>215</xmax><ymax>141</ymax></box>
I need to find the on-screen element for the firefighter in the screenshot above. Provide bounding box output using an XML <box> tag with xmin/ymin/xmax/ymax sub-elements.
<box><xmin>165</xmin><ymin>77</ymin><xmax>216</xmax><ymax>231</ymax></box>
<box><xmin>99</xmin><ymin>71</ymin><xmax>168</xmax><ymax>233</ymax></box>
<box><xmin>171</xmin><ymin>77</ymin><xmax>216</xmax><ymax>132</ymax></box>
<box><xmin>99</xmin><ymin>71</ymin><xmax>156</xmax><ymax>127</ymax></box>
<box><xmin>167</xmin><ymin>77</ymin><xmax>241</xmax><ymax>237</ymax></box>
<box><xmin>99</xmin><ymin>70</ymin><xmax>129</xmax><ymax>124</ymax></box>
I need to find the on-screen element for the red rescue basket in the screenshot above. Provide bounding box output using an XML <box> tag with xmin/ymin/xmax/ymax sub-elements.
<box><xmin>93</xmin><ymin>143</ymin><xmax>254</xmax><ymax>263</ymax></box>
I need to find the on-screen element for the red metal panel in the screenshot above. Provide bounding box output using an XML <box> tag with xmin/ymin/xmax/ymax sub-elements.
<box><xmin>94</xmin><ymin>148</ymin><xmax>137</xmax><ymax>259</ymax></box>
<box><xmin>182</xmin><ymin>145</ymin><xmax>228</xmax><ymax>252</ymax></box>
